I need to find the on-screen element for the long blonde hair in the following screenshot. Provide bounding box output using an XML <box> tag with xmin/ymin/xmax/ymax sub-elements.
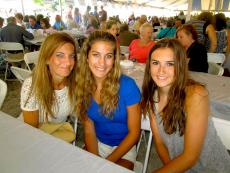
<box><xmin>26</xmin><ymin>32</ymin><xmax>78</xmax><ymax>117</ymax></box>
<box><xmin>75</xmin><ymin>31</ymin><xmax>121</xmax><ymax>120</ymax></box>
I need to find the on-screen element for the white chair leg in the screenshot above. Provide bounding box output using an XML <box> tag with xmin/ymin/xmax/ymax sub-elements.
<box><xmin>4</xmin><ymin>62</ymin><xmax>8</xmax><ymax>80</ymax></box>
<box><xmin>72</xmin><ymin>118</ymin><xmax>78</xmax><ymax>146</ymax></box>
<box><xmin>137</xmin><ymin>130</ymin><xmax>147</xmax><ymax>152</ymax></box>
<box><xmin>142</xmin><ymin>131</ymin><xmax>153</xmax><ymax>173</ymax></box>
<box><xmin>137</xmin><ymin>130</ymin><xmax>143</xmax><ymax>152</ymax></box>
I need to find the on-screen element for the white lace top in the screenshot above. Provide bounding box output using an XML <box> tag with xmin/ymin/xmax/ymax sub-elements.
<box><xmin>20</xmin><ymin>77</ymin><xmax>73</xmax><ymax>123</ymax></box>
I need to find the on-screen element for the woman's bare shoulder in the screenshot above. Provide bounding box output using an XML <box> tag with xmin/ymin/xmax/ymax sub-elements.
<box><xmin>185</xmin><ymin>84</ymin><xmax>209</xmax><ymax>115</ymax></box>
<box><xmin>186</xmin><ymin>84</ymin><xmax>208</xmax><ymax>97</ymax></box>
<box><xmin>185</xmin><ymin>84</ymin><xmax>209</xmax><ymax>107</ymax></box>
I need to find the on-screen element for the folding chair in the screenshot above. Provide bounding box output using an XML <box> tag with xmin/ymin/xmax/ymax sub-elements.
<box><xmin>24</xmin><ymin>51</ymin><xmax>39</xmax><ymax>71</ymax></box>
<box><xmin>136</xmin><ymin>115</ymin><xmax>152</xmax><ymax>173</ymax></box>
<box><xmin>212</xmin><ymin>117</ymin><xmax>230</xmax><ymax>150</ymax></box>
<box><xmin>72</xmin><ymin>118</ymin><xmax>77</xmax><ymax>145</ymax></box>
<box><xmin>10</xmin><ymin>66</ymin><xmax>32</xmax><ymax>83</ymax></box>
<box><xmin>0</xmin><ymin>79</ymin><xmax>7</xmax><ymax>109</ymax></box>
<box><xmin>0</xmin><ymin>42</ymin><xmax>25</xmax><ymax>80</ymax></box>
<box><xmin>207</xmin><ymin>53</ymin><xmax>225</xmax><ymax>66</ymax></box>
<box><xmin>208</xmin><ymin>62</ymin><xmax>224</xmax><ymax>76</ymax></box>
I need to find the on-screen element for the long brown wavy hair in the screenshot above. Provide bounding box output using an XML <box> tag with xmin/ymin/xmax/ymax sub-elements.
<box><xmin>75</xmin><ymin>31</ymin><xmax>121</xmax><ymax>120</ymax></box>
<box><xmin>25</xmin><ymin>32</ymin><xmax>78</xmax><ymax>118</ymax></box>
<box><xmin>142</xmin><ymin>38</ymin><xmax>197</xmax><ymax>136</ymax></box>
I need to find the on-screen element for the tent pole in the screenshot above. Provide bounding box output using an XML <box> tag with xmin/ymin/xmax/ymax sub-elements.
<box><xmin>59</xmin><ymin>0</ymin><xmax>62</xmax><ymax>19</ymax></box>
<box><xmin>186</xmin><ymin>0</ymin><xmax>193</xmax><ymax>22</ymax></box>
<box><xmin>21</xmin><ymin>0</ymin><xmax>25</xmax><ymax>15</ymax></box>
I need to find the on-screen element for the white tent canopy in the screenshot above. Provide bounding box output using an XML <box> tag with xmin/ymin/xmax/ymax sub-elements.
<box><xmin>0</xmin><ymin>0</ymin><xmax>229</xmax><ymax>22</ymax></box>
<box><xmin>112</xmin><ymin>0</ymin><xmax>230</xmax><ymax>11</ymax></box>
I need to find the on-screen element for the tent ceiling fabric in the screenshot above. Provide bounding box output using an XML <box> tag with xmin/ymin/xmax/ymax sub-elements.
<box><xmin>113</xmin><ymin>0</ymin><xmax>188</xmax><ymax>10</ymax></box>
<box><xmin>112</xmin><ymin>0</ymin><xmax>230</xmax><ymax>11</ymax></box>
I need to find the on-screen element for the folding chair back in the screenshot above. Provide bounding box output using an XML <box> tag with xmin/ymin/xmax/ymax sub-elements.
<box><xmin>0</xmin><ymin>79</ymin><xmax>7</xmax><ymax>109</ymax></box>
<box><xmin>10</xmin><ymin>66</ymin><xmax>32</xmax><ymax>83</ymax></box>
<box><xmin>207</xmin><ymin>53</ymin><xmax>225</xmax><ymax>66</ymax></box>
<box><xmin>0</xmin><ymin>42</ymin><xmax>24</xmax><ymax>52</ymax></box>
<box><xmin>0</xmin><ymin>42</ymin><xmax>25</xmax><ymax>80</ymax></box>
<box><xmin>208</xmin><ymin>62</ymin><xmax>224</xmax><ymax>76</ymax></box>
<box><xmin>136</xmin><ymin>115</ymin><xmax>152</xmax><ymax>173</ymax></box>
<box><xmin>24</xmin><ymin>51</ymin><xmax>39</xmax><ymax>71</ymax></box>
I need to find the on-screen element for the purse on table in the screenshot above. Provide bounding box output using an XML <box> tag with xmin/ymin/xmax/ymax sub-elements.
<box><xmin>39</xmin><ymin>122</ymin><xmax>76</xmax><ymax>143</ymax></box>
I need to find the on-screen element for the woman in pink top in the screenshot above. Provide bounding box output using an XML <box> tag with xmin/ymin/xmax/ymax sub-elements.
<box><xmin>129</xmin><ymin>23</ymin><xmax>155</xmax><ymax>63</ymax></box>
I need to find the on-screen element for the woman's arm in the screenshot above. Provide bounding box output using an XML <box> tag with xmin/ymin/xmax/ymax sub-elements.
<box><xmin>149</xmin><ymin>111</ymin><xmax>170</xmax><ymax>164</ymax></box>
<box><xmin>23</xmin><ymin>110</ymin><xmax>39</xmax><ymax>128</ymax></box>
<box><xmin>83</xmin><ymin>117</ymin><xmax>99</xmax><ymax>156</ymax></box>
<box><xmin>206</xmin><ymin>24</ymin><xmax>217</xmax><ymax>53</ymax></box>
<box><xmin>153</xmin><ymin>86</ymin><xmax>209</xmax><ymax>173</ymax></box>
<box><xmin>106</xmin><ymin>103</ymin><xmax>141</xmax><ymax>163</ymax></box>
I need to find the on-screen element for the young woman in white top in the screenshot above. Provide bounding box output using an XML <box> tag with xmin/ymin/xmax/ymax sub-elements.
<box><xmin>20</xmin><ymin>32</ymin><xmax>78</xmax><ymax>142</ymax></box>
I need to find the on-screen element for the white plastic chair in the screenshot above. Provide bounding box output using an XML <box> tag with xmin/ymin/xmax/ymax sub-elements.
<box><xmin>136</xmin><ymin>115</ymin><xmax>152</xmax><ymax>173</ymax></box>
<box><xmin>0</xmin><ymin>42</ymin><xmax>25</xmax><ymax>80</ymax></box>
<box><xmin>72</xmin><ymin>117</ymin><xmax>78</xmax><ymax>146</ymax></box>
<box><xmin>207</xmin><ymin>53</ymin><xmax>225</xmax><ymax>66</ymax></box>
<box><xmin>208</xmin><ymin>62</ymin><xmax>224</xmax><ymax>76</ymax></box>
<box><xmin>212</xmin><ymin>117</ymin><xmax>230</xmax><ymax>150</ymax></box>
<box><xmin>10</xmin><ymin>66</ymin><xmax>32</xmax><ymax>83</ymax></box>
<box><xmin>0</xmin><ymin>79</ymin><xmax>7</xmax><ymax>109</ymax></box>
<box><xmin>24</xmin><ymin>51</ymin><xmax>39</xmax><ymax>71</ymax></box>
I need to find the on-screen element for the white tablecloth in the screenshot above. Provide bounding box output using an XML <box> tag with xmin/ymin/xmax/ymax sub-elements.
<box><xmin>24</xmin><ymin>35</ymin><xmax>46</xmax><ymax>46</ymax></box>
<box><xmin>0</xmin><ymin>111</ymin><xmax>133</xmax><ymax>173</ymax></box>
<box><xmin>122</xmin><ymin>63</ymin><xmax>230</xmax><ymax>121</ymax></box>
<box><xmin>24</xmin><ymin>29</ymin><xmax>46</xmax><ymax>45</ymax></box>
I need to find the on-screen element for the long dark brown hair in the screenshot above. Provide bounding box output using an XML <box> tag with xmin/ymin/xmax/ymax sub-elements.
<box><xmin>142</xmin><ymin>38</ymin><xmax>197</xmax><ymax>136</ymax></box>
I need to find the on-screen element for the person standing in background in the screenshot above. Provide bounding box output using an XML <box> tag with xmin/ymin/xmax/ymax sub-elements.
<box><xmin>99</xmin><ymin>5</ymin><xmax>107</xmax><ymax>30</ymax></box>
<box><xmin>67</xmin><ymin>4</ymin><xmax>73</xmax><ymax>20</ymax></box>
<box><xmin>83</xmin><ymin>6</ymin><xmax>91</xmax><ymax>27</ymax></box>
<box><xmin>199</xmin><ymin>12</ymin><xmax>217</xmax><ymax>53</ymax></box>
<box><xmin>74</xmin><ymin>7</ymin><xmax>82</xmax><ymax>25</ymax></box>
<box><xmin>93</xmin><ymin>6</ymin><xmax>99</xmax><ymax>24</ymax></box>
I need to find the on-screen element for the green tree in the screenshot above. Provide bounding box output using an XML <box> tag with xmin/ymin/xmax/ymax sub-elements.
<box><xmin>33</xmin><ymin>0</ymin><xmax>44</xmax><ymax>6</ymax></box>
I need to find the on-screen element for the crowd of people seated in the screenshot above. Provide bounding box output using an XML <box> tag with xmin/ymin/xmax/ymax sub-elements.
<box><xmin>0</xmin><ymin>7</ymin><xmax>229</xmax><ymax>72</ymax></box>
